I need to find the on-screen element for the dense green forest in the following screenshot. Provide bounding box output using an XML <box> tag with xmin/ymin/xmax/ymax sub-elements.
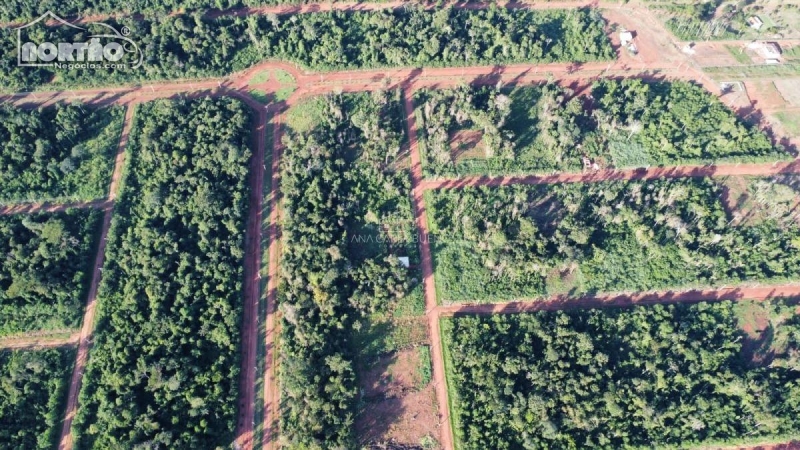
<box><xmin>0</xmin><ymin>209</ymin><xmax>101</xmax><ymax>337</ymax></box>
<box><xmin>1</xmin><ymin>7</ymin><xmax>612</xmax><ymax>89</ymax></box>
<box><xmin>0</xmin><ymin>104</ymin><xmax>123</xmax><ymax>203</ymax></box>
<box><xmin>443</xmin><ymin>300</ymin><xmax>800</xmax><ymax>449</ymax></box>
<box><xmin>427</xmin><ymin>176</ymin><xmax>800</xmax><ymax>302</ymax></box>
<box><xmin>72</xmin><ymin>97</ymin><xmax>252</xmax><ymax>448</ymax></box>
<box><xmin>0</xmin><ymin>348</ymin><xmax>75</xmax><ymax>450</ymax></box>
<box><xmin>416</xmin><ymin>79</ymin><xmax>786</xmax><ymax>177</ymax></box>
<box><xmin>280</xmin><ymin>90</ymin><xmax>415</xmax><ymax>448</ymax></box>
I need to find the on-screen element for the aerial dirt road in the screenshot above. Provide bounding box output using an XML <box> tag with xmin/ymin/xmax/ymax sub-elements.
<box><xmin>402</xmin><ymin>88</ymin><xmax>455</xmax><ymax>450</ymax></box>
<box><xmin>231</xmin><ymin>91</ymin><xmax>268</xmax><ymax>450</ymax></box>
<box><xmin>420</xmin><ymin>160</ymin><xmax>800</xmax><ymax>191</ymax></box>
<box><xmin>436</xmin><ymin>284</ymin><xmax>800</xmax><ymax>316</ymax></box>
<box><xmin>0</xmin><ymin>199</ymin><xmax>112</xmax><ymax>216</ymax></box>
<box><xmin>0</xmin><ymin>332</ymin><xmax>79</xmax><ymax>350</ymax></box>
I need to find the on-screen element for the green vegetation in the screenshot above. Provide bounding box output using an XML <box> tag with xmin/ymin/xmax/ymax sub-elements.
<box><xmin>280</xmin><ymin>89</ymin><xmax>418</xmax><ymax>447</ymax></box>
<box><xmin>0</xmin><ymin>348</ymin><xmax>75</xmax><ymax>450</ymax></box>
<box><xmin>725</xmin><ymin>45</ymin><xmax>752</xmax><ymax>64</ymax></box>
<box><xmin>658</xmin><ymin>2</ymin><xmax>744</xmax><ymax>40</ymax></box>
<box><xmin>427</xmin><ymin>176</ymin><xmax>800</xmax><ymax>302</ymax></box>
<box><xmin>2</xmin><ymin>7</ymin><xmax>613</xmax><ymax>90</ymax></box>
<box><xmin>0</xmin><ymin>209</ymin><xmax>101</xmax><ymax>337</ymax></box>
<box><xmin>417</xmin><ymin>79</ymin><xmax>786</xmax><ymax>177</ymax></box>
<box><xmin>775</xmin><ymin>111</ymin><xmax>800</xmax><ymax>136</ymax></box>
<box><xmin>704</xmin><ymin>64</ymin><xmax>800</xmax><ymax>80</ymax></box>
<box><xmin>417</xmin><ymin>345</ymin><xmax>432</xmax><ymax>388</ymax></box>
<box><xmin>72</xmin><ymin>97</ymin><xmax>252</xmax><ymax>448</ymax></box>
<box><xmin>0</xmin><ymin>104</ymin><xmax>123</xmax><ymax>204</ymax></box>
<box><xmin>443</xmin><ymin>300</ymin><xmax>800</xmax><ymax>449</ymax></box>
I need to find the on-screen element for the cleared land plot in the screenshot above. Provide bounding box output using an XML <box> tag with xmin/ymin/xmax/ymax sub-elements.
<box><xmin>0</xmin><ymin>104</ymin><xmax>123</xmax><ymax>205</ymax></box>
<box><xmin>416</xmin><ymin>79</ymin><xmax>788</xmax><ymax>177</ymax></box>
<box><xmin>427</xmin><ymin>176</ymin><xmax>800</xmax><ymax>303</ymax></box>
<box><xmin>441</xmin><ymin>299</ymin><xmax>800</xmax><ymax>449</ymax></box>
<box><xmin>774</xmin><ymin>80</ymin><xmax>800</xmax><ymax>107</ymax></box>
<box><xmin>0</xmin><ymin>209</ymin><xmax>102</xmax><ymax>337</ymax></box>
<box><xmin>280</xmin><ymin>90</ymin><xmax>439</xmax><ymax>448</ymax></box>
<box><xmin>0</xmin><ymin>347</ymin><xmax>75</xmax><ymax>450</ymax></box>
<box><xmin>73</xmin><ymin>97</ymin><xmax>252</xmax><ymax>448</ymax></box>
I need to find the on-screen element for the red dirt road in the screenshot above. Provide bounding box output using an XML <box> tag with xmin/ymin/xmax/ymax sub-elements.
<box><xmin>420</xmin><ymin>160</ymin><xmax>800</xmax><ymax>191</ymax></box>
<box><xmin>0</xmin><ymin>199</ymin><xmax>112</xmax><ymax>216</ymax></box>
<box><xmin>232</xmin><ymin>92</ymin><xmax>268</xmax><ymax>450</ymax></box>
<box><xmin>0</xmin><ymin>332</ymin><xmax>79</xmax><ymax>350</ymax></box>
<box><xmin>402</xmin><ymin>89</ymin><xmax>455</xmax><ymax>450</ymax></box>
<box><xmin>436</xmin><ymin>284</ymin><xmax>800</xmax><ymax>316</ymax></box>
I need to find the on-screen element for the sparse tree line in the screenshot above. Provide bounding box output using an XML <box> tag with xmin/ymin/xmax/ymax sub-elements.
<box><xmin>444</xmin><ymin>300</ymin><xmax>800</xmax><ymax>449</ymax></box>
<box><xmin>71</xmin><ymin>97</ymin><xmax>252</xmax><ymax>448</ymax></box>
<box><xmin>0</xmin><ymin>209</ymin><xmax>101</xmax><ymax>337</ymax></box>
<box><xmin>1</xmin><ymin>7</ymin><xmax>613</xmax><ymax>90</ymax></box>
<box><xmin>428</xmin><ymin>176</ymin><xmax>800</xmax><ymax>302</ymax></box>
<box><xmin>0</xmin><ymin>348</ymin><xmax>75</xmax><ymax>449</ymax></box>
<box><xmin>416</xmin><ymin>79</ymin><xmax>786</xmax><ymax>177</ymax></box>
<box><xmin>279</xmin><ymin>90</ymin><xmax>414</xmax><ymax>448</ymax></box>
<box><xmin>0</xmin><ymin>104</ymin><xmax>123</xmax><ymax>204</ymax></box>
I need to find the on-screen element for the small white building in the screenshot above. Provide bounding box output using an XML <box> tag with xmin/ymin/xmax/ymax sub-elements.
<box><xmin>397</xmin><ymin>256</ymin><xmax>410</xmax><ymax>268</ymax></box>
<box><xmin>747</xmin><ymin>16</ymin><xmax>764</xmax><ymax>30</ymax></box>
<box><xmin>620</xmin><ymin>31</ymin><xmax>633</xmax><ymax>47</ymax></box>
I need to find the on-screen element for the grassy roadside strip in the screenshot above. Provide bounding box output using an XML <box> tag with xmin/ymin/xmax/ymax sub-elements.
<box><xmin>439</xmin><ymin>318</ymin><xmax>463</xmax><ymax>450</ymax></box>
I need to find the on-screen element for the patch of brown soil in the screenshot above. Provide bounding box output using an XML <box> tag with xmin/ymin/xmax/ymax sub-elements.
<box><xmin>449</xmin><ymin>129</ymin><xmax>485</xmax><ymax>162</ymax></box>
<box><xmin>356</xmin><ymin>349</ymin><xmax>440</xmax><ymax>448</ymax></box>
<box><xmin>738</xmin><ymin>302</ymin><xmax>774</xmax><ymax>366</ymax></box>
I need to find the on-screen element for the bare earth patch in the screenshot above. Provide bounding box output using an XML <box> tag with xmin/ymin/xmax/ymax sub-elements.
<box><xmin>449</xmin><ymin>129</ymin><xmax>485</xmax><ymax>163</ymax></box>
<box><xmin>355</xmin><ymin>348</ymin><xmax>440</xmax><ymax>449</ymax></box>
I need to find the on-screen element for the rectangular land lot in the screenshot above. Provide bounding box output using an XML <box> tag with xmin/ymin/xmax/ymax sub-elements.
<box><xmin>427</xmin><ymin>176</ymin><xmax>800</xmax><ymax>303</ymax></box>
<box><xmin>442</xmin><ymin>299</ymin><xmax>800</xmax><ymax>449</ymax></box>
<box><xmin>416</xmin><ymin>79</ymin><xmax>788</xmax><ymax>178</ymax></box>
<box><xmin>281</xmin><ymin>91</ymin><xmax>439</xmax><ymax>448</ymax></box>
<box><xmin>0</xmin><ymin>104</ymin><xmax>123</xmax><ymax>204</ymax></box>
<box><xmin>0</xmin><ymin>209</ymin><xmax>102</xmax><ymax>337</ymax></box>
<box><xmin>72</xmin><ymin>97</ymin><xmax>253</xmax><ymax>448</ymax></box>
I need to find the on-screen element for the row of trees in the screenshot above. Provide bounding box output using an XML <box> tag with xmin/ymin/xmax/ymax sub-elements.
<box><xmin>428</xmin><ymin>177</ymin><xmax>800</xmax><ymax>302</ymax></box>
<box><xmin>444</xmin><ymin>300</ymin><xmax>800</xmax><ymax>449</ymax></box>
<box><xmin>0</xmin><ymin>105</ymin><xmax>123</xmax><ymax>204</ymax></box>
<box><xmin>1</xmin><ymin>7</ymin><xmax>613</xmax><ymax>89</ymax></box>
<box><xmin>416</xmin><ymin>79</ymin><xmax>786</xmax><ymax>177</ymax></box>
<box><xmin>280</xmin><ymin>90</ymin><xmax>413</xmax><ymax>448</ymax></box>
<box><xmin>0</xmin><ymin>210</ymin><xmax>101</xmax><ymax>337</ymax></box>
<box><xmin>72</xmin><ymin>97</ymin><xmax>252</xmax><ymax>448</ymax></box>
<box><xmin>0</xmin><ymin>348</ymin><xmax>75</xmax><ymax>450</ymax></box>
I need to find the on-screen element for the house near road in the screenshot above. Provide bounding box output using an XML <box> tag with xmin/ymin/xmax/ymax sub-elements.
<box><xmin>747</xmin><ymin>41</ymin><xmax>782</xmax><ymax>63</ymax></box>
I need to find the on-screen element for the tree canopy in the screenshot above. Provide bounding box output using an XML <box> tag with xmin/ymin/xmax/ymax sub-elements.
<box><xmin>0</xmin><ymin>104</ymin><xmax>123</xmax><ymax>204</ymax></box>
<box><xmin>0</xmin><ymin>348</ymin><xmax>75</xmax><ymax>450</ymax></box>
<box><xmin>443</xmin><ymin>300</ymin><xmax>800</xmax><ymax>449</ymax></box>
<box><xmin>0</xmin><ymin>209</ymin><xmax>101</xmax><ymax>337</ymax></box>
<box><xmin>72</xmin><ymin>97</ymin><xmax>252</xmax><ymax>448</ymax></box>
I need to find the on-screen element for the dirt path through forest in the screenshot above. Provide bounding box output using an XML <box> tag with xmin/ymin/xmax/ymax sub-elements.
<box><xmin>436</xmin><ymin>284</ymin><xmax>800</xmax><ymax>316</ymax></box>
<box><xmin>402</xmin><ymin>89</ymin><xmax>455</xmax><ymax>450</ymax></box>
<box><xmin>0</xmin><ymin>332</ymin><xmax>79</xmax><ymax>350</ymax></box>
<box><xmin>420</xmin><ymin>160</ymin><xmax>800</xmax><ymax>191</ymax></box>
<box><xmin>0</xmin><ymin>199</ymin><xmax>112</xmax><ymax>216</ymax></box>
<box><xmin>232</xmin><ymin>92</ymin><xmax>268</xmax><ymax>450</ymax></box>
